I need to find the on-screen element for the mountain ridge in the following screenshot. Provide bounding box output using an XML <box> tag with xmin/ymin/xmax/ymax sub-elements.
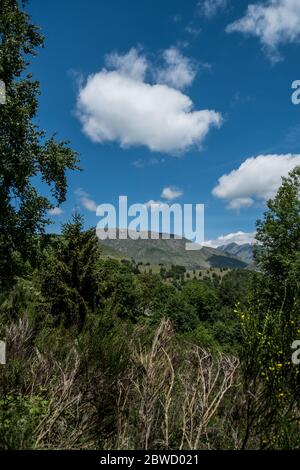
<box><xmin>218</xmin><ymin>242</ymin><xmax>254</xmax><ymax>264</ymax></box>
<box><xmin>98</xmin><ymin>231</ymin><xmax>250</xmax><ymax>269</ymax></box>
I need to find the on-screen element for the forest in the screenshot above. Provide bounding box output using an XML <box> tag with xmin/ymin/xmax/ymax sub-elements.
<box><xmin>0</xmin><ymin>0</ymin><xmax>300</xmax><ymax>450</ymax></box>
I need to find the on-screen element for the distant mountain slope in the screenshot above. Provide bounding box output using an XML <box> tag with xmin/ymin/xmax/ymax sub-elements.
<box><xmin>219</xmin><ymin>242</ymin><xmax>254</xmax><ymax>264</ymax></box>
<box><xmin>99</xmin><ymin>232</ymin><xmax>248</xmax><ymax>269</ymax></box>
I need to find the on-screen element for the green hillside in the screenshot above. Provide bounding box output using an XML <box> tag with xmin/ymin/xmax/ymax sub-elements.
<box><xmin>99</xmin><ymin>232</ymin><xmax>248</xmax><ymax>269</ymax></box>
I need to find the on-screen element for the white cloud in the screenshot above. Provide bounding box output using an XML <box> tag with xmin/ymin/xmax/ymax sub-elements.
<box><xmin>48</xmin><ymin>207</ymin><xmax>63</xmax><ymax>216</ymax></box>
<box><xmin>144</xmin><ymin>186</ymin><xmax>183</xmax><ymax>212</ymax></box>
<box><xmin>132</xmin><ymin>157</ymin><xmax>165</xmax><ymax>168</ymax></box>
<box><xmin>155</xmin><ymin>47</ymin><xmax>197</xmax><ymax>90</ymax></box>
<box><xmin>199</xmin><ymin>0</ymin><xmax>228</xmax><ymax>18</ymax></box>
<box><xmin>161</xmin><ymin>186</ymin><xmax>183</xmax><ymax>201</ymax></box>
<box><xmin>185</xmin><ymin>24</ymin><xmax>202</xmax><ymax>36</ymax></box>
<box><xmin>76</xmin><ymin>48</ymin><xmax>222</xmax><ymax>154</ymax></box>
<box><xmin>226</xmin><ymin>0</ymin><xmax>300</xmax><ymax>62</ymax></box>
<box><xmin>212</xmin><ymin>154</ymin><xmax>300</xmax><ymax>209</ymax></box>
<box><xmin>75</xmin><ymin>188</ymin><xmax>97</xmax><ymax>212</ymax></box>
<box><xmin>226</xmin><ymin>197</ymin><xmax>254</xmax><ymax>210</ymax></box>
<box><xmin>105</xmin><ymin>48</ymin><xmax>147</xmax><ymax>81</ymax></box>
<box><xmin>204</xmin><ymin>231</ymin><xmax>256</xmax><ymax>248</ymax></box>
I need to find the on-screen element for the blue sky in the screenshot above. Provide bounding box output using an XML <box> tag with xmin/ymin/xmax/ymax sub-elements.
<box><xmin>26</xmin><ymin>0</ymin><xmax>300</xmax><ymax>246</ymax></box>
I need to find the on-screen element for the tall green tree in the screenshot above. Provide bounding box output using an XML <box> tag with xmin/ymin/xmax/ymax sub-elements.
<box><xmin>40</xmin><ymin>213</ymin><xmax>100</xmax><ymax>328</ymax></box>
<box><xmin>239</xmin><ymin>167</ymin><xmax>300</xmax><ymax>449</ymax></box>
<box><xmin>0</xmin><ymin>0</ymin><xmax>79</xmax><ymax>288</ymax></box>
<box><xmin>255</xmin><ymin>166</ymin><xmax>300</xmax><ymax>309</ymax></box>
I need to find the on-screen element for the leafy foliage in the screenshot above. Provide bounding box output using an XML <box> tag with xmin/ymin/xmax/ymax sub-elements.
<box><xmin>237</xmin><ymin>166</ymin><xmax>300</xmax><ymax>448</ymax></box>
<box><xmin>0</xmin><ymin>0</ymin><xmax>79</xmax><ymax>288</ymax></box>
<box><xmin>40</xmin><ymin>214</ymin><xmax>100</xmax><ymax>328</ymax></box>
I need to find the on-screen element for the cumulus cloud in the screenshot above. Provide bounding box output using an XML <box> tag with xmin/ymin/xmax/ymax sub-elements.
<box><xmin>199</xmin><ymin>0</ymin><xmax>228</xmax><ymax>18</ymax></box>
<box><xmin>75</xmin><ymin>188</ymin><xmax>97</xmax><ymax>212</ymax></box>
<box><xmin>76</xmin><ymin>48</ymin><xmax>222</xmax><ymax>154</ymax></box>
<box><xmin>155</xmin><ymin>47</ymin><xmax>197</xmax><ymax>90</ymax></box>
<box><xmin>48</xmin><ymin>207</ymin><xmax>63</xmax><ymax>216</ymax></box>
<box><xmin>161</xmin><ymin>186</ymin><xmax>183</xmax><ymax>201</ymax></box>
<box><xmin>204</xmin><ymin>231</ymin><xmax>256</xmax><ymax>248</ymax></box>
<box><xmin>226</xmin><ymin>0</ymin><xmax>300</xmax><ymax>62</ymax></box>
<box><xmin>105</xmin><ymin>48</ymin><xmax>147</xmax><ymax>81</ymax></box>
<box><xmin>212</xmin><ymin>154</ymin><xmax>300</xmax><ymax>209</ymax></box>
<box><xmin>145</xmin><ymin>186</ymin><xmax>183</xmax><ymax>210</ymax></box>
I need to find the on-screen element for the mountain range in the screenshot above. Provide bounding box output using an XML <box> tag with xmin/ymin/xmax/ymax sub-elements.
<box><xmin>99</xmin><ymin>232</ymin><xmax>254</xmax><ymax>269</ymax></box>
<box><xmin>218</xmin><ymin>242</ymin><xmax>254</xmax><ymax>264</ymax></box>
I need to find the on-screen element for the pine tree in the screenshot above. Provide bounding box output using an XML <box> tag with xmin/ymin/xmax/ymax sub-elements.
<box><xmin>41</xmin><ymin>214</ymin><xmax>100</xmax><ymax>328</ymax></box>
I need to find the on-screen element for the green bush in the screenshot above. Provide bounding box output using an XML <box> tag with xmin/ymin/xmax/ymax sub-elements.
<box><xmin>0</xmin><ymin>395</ymin><xmax>48</xmax><ymax>449</ymax></box>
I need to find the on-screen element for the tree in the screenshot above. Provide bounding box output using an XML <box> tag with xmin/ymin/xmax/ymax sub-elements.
<box><xmin>0</xmin><ymin>0</ymin><xmax>79</xmax><ymax>288</ymax></box>
<box><xmin>255</xmin><ymin>166</ymin><xmax>300</xmax><ymax>309</ymax></box>
<box><xmin>181</xmin><ymin>280</ymin><xmax>219</xmax><ymax>322</ymax></box>
<box><xmin>40</xmin><ymin>214</ymin><xmax>100</xmax><ymax>328</ymax></box>
<box><xmin>219</xmin><ymin>269</ymin><xmax>251</xmax><ymax>308</ymax></box>
<box><xmin>238</xmin><ymin>167</ymin><xmax>300</xmax><ymax>449</ymax></box>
